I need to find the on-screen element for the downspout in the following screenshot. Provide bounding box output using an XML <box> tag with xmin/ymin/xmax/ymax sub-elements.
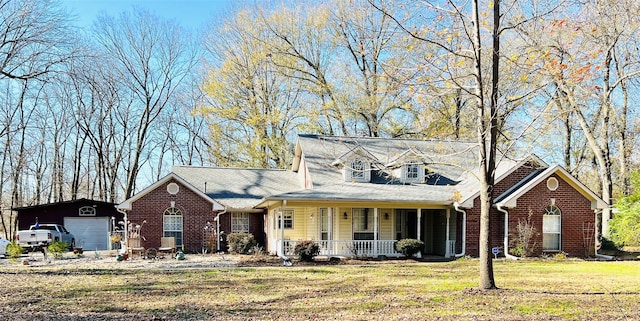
<box><xmin>213</xmin><ymin>207</ymin><xmax>227</xmax><ymax>252</ymax></box>
<box><xmin>594</xmin><ymin>209</ymin><xmax>614</xmax><ymax>260</ymax></box>
<box><xmin>496</xmin><ymin>204</ymin><xmax>519</xmax><ymax>260</ymax></box>
<box><xmin>453</xmin><ymin>202</ymin><xmax>466</xmax><ymax>258</ymax></box>
<box><xmin>116</xmin><ymin>208</ymin><xmax>128</xmax><ymax>254</ymax></box>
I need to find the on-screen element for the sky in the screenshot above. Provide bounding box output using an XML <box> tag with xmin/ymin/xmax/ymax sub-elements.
<box><xmin>61</xmin><ymin>0</ymin><xmax>237</xmax><ymax>30</ymax></box>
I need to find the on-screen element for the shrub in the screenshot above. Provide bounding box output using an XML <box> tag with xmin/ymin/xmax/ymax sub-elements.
<box><xmin>6</xmin><ymin>242</ymin><xmax>24</xmax><ymax>260</ymax></box>
<box><xmin>553</xmin><ymin>252</ymin><xmax>568</xmax><ymax>260</ymax></box>
<box><xmin>509</xmin><ymin>214</ymin><xmax>538</xmax><ymax>258</ymax></box>
<box><xmin>609</xmin><ymin>171</ymin><xmax>640</xmax><ymax>247</ymax></box>
<box><xmin>599</xmin><ymin>236</ymin><xmax>619</xmax><ymax>251</ymax></box>
<box><xmin>395</xmin><ymin>238</ymin><xmax>424</xmax><ymax>257</ymax></box>
<box><xmin>48</xmin><ymin>241</ymin><xmax>68</xmax><ymax>259</ymax></box>
<box><xmin>251</xmin><ymin>245</ymin><xmax>265</xmax><ymax>256</ymax></box>
<box><xmin>205</xmin><ymin>233</ymin><xmax>218</xmax><ymax>253</ymax></box>
<box><xmin>294</xmin><ymin>240</ymin><xmax>320</xmax><ymax>261</ymax></box>
<box><xmin>226</xmin><ymin>233</ymin><xmax>257</xmax><ymax>254</ymax></box>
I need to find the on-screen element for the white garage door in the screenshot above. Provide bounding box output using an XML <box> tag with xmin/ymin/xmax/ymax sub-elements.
<box><xmin>64</xmin><ymin>217</ymin><xmax>110</xmax><ymax>250</ymax></box>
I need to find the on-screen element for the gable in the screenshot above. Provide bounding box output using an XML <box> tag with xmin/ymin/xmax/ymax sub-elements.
<box><xmin>331</xmin><ymin>145</ymin><xmax>380</xmax><ymax>167</ymax></box>
<box><xmin>495</xmin><ymin>165</ymin><xmax>607</xmax><ymax>210</ymax></box>
<box><xmin>118</xmin><ymin>173</ymin><xmax>225</xmax><ymax>211</ymax></box>
<box><xmin>458</xmin><ymin>155</ymin><xmax>548</xmax><ymax>207</ymax></box>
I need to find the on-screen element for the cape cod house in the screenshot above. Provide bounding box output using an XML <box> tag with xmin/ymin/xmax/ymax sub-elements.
<box><xmin>116</xmin><ymin>134</ymin><xmax>607</xmax><ymax>258</ymax></box>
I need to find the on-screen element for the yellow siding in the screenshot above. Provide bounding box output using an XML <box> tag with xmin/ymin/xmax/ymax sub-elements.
<box><xmin>337</xmin><ymin>207</ymin><xmax>353</xmax><ymax>240</ymax></box>
<box><xmin>379</xmin><ymin>208</ymin><xmax>394</xmax><ymax>239</ymax></box>
<box><xmin>268</xmin><ymin>205</ymin><xmax>399</xmax><ymax>242</ymax></box>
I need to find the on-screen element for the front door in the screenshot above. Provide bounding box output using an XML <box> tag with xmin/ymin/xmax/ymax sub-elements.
<box><xmin>395</xmin><ymin>209</ymin><xmax>417</xmax><ymax>240</ymax></box>
<box><xmin>423</xmin><ymin>209</ymin><xmax>448</xmax><ymax>256</ymax></box>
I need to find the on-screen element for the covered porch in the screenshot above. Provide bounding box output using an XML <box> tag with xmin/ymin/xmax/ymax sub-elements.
<box><xmin>268</xmin><ymin>201</ymin><xmax>464</xmax><ymax>259</ymax></box>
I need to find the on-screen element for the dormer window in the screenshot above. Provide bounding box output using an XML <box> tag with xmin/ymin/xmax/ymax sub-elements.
<box><xmin>347</xmin><ymin>157</ymin><xmax>370</xmax><ymax>182</ymax></box>
<box><xmin>402</xmin><ymin>162</ymin><xmax>423</xmax><ymax>183</ymax></box>
<box><xmin>406</xmin><ymin>164</ymin><xmax>420</xmax><ymax>180</ymax></box>
<box><xmin>351</xmin><ymin>159</ymin><xmax>366</xmax><ymax>179</ymax></box>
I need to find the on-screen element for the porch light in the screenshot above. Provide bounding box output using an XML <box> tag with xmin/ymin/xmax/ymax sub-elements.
<box><xmin>343</xmin><ymin>212</ymin><xmax>348</xmax><ymax>219</ymax></box>
<box><xmin>384</xmin><ymin>213</ymin><xmax>389</xmax><ymax>220</ymax></box>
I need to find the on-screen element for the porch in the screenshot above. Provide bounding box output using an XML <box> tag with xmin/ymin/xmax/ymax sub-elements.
<box><xmin>268</xmin><ymin>203</ymin><xmax>464</xmax><ymax>259</ymax></box>
<box><xmin>281</xmin><ymin>239</ymin><xmax>457</xmax><ymax>259</ymax></box>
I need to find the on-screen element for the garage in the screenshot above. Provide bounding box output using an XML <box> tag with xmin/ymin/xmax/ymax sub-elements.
<box><xmin>64</xmin><ymin>217</ymin><xmax>110</xmax><ymax>250</ymax></box>
<box><xmin>14</xmin><ymin>198</ymin><xmax>123</xmax><ymax>251</ymax></box>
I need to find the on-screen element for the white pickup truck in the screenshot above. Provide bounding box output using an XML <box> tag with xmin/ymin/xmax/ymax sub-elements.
<box><xmin>15</xmin><ymin>224</ymin><xmax>75</xmax><ymax>250</ymax></box>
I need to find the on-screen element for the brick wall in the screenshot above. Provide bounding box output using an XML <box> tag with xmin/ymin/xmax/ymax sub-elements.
<box><xmin>504</xmin><ymin>174</ymin><xmax>595</xmax><ymax>257</ymax></box>
<box><xmin>464</xmin><ymin>169</ymin><xmax>596</xmax><ymax>258</ymax></box>
<box><xmin>127</xmin><ymin>179</ymin><xmax>265</xmax><ymax>253</ymax></box>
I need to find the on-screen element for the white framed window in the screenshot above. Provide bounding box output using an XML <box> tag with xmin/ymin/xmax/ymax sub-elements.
<box><xmin>405</xmin><ymin>163</ymin><xmax>422</xmax><ymax>181</ymax></box>
<box><xmin>231</xmin><ymin>213</ymin><xmax>250</xmax><ymax>233</ymax></box>
<box><xmin>543</xmin><ymin>205</ymin><xmax>561</xmax><ymax>251</ymax></box>
<box><xmin>353</xmin><ymin>208</ymin><xmax>375</xmax><ymax>240</ymax></box>
<box><xmin>407</xmin><ymin>164</ymin><xmax>420</xmax><ymax>180</ymax></box>
<box><xmin>274</xmin><ymin>209</ymin><xmax>294</xmax><ymax>229</ymax></box>
<box><xmin>79</xmin><ymin>206</ymin><xmax>96</xmax><ymax>216</ymax></box>
<box><xmin>320</xmin><ymin>208</ymin><xmax>329</xmax><ymax>240</ymax></box>
<box><xmin>351</xmin><ymin>158</ymin><xmax>366</xmax><ymax>179</ymax></box>
<box><xmin>163</xmin><ymin>207</ymin><xmax>183</xmax><ymax>247</ymax></box>
<box><xmin>347</xmin><ymin>158</ymin><xmax>370</xmax><ymax>182</ymax></box>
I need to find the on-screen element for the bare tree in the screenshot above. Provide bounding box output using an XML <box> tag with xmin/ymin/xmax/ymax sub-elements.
<box><xmin>0</xmin><ymin>0</ymin><xmax>75</xmax><ymax>238</ymax></box>
<box><xmin>519</xmin><ymin>0</ymin><xmax>640</xmax><ymax>237</ymax></box>
<box><xmin>92</xmin><ymin>7</ymin><xmax>199</xmax><ymax>198</ymax></box>
<box><xmin>370</xmin><ymin>0</ymin><xmax>565</xmax><ymax>289</ymax></box>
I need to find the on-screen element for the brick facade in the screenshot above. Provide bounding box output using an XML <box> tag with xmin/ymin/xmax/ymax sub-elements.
<box><xmin>127</xmin><ymin>179</ymin><xmax>266</xmax><ymax>253</ymax></box>
<box><xmin>463</xmin><ymin>164</ymin><xmax>596</xmax><ymax>258</ymax></box>
<box><xmin>504</xmin><ymin>174</ymin><xmax>595</xmax><ymax>257</ymax></box>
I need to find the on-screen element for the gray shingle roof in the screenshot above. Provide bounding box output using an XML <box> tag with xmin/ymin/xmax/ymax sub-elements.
<box><xmin>172</xmin><ymin>135</ymin><xmax>532</xmax><ymax>208</ymax></box>
<box><xmin>171</xmin><ymin>166</ymin><xmax>301</xmax><ymax>209</ymax></box>
<box><xmin>268</xmin><ymin>182</ymin><xmax>459</xmax><ymax>204</ymax></box>
<box><xmin>296</xmin><ymin>134</ymin><xmax>480</xmax><ymax>188</ymax></box>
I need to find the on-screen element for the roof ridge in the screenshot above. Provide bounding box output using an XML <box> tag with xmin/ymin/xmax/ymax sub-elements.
<box><xmin>299</xmin><ymin>133</ymin><xmax>477</xmax><ymax>145</ymax></box>
<box><xmin>172</xmin><ymin>165</ymin><xmax>289</xmax><ymax>171</ymax></box>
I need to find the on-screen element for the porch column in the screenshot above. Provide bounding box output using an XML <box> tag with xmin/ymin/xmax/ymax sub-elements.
<box><xmin>374</xmin><ymin>208</ymin><xmax>379</xmax><ymax>257</ymax></box>
<box><xmin>417</xmin><ymin>208</ymin><xmax>422</xmax><ymax>240</ymax></box>
<box><xmin>329</xmin><ymin>207</ymin><xmax>334</xmax><ymax>254</ymax></box>
<box><xmin>445</xmin><ymin>210</ymin><xmax>451</xmax><ymax>258</ymax></box>
<box><xmin>417</xmin><ymin>208</ymin><xmax>422</xmax><ymax>259</ymax></box>
<box><xmin>279</xmin><ymin>200</ymin><xmax>287</xmax><ymax>257</ymax></box>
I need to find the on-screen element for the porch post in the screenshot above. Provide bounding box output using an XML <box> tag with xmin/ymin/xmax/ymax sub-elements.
<box><xmin>276</xmin><ymin>204</ymin><xmax>280</xmax><ymax>256</ymax></box>
<box><xmin>280</xmin><ymin>200</ymin><xmax>287</xmax><ymax>256</ymax></box>
<box><xmin>374</xmin><ymin>208</ymin><xmax>379</xmax><ymax>257</ymax></box>
<box><xmin>417</xmin><ymin>208</ymin><xmax>422</xmax><ymax>259</ymax></box>
<box><xmin>329</xmin><ymin>207</ymin><xmax>334</xmax><ymax>254</ymax></box>
<box><xmin>445</xmin><ymin>210</ymin><xmax>451</xmax><ymax>258</ymax></box>
<box><xmin>417</xmin><ymin>208</ymin><xmax>422</xmax><ymax>240</ymax></box>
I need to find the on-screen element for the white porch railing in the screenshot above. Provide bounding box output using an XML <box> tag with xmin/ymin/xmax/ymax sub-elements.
<box><xmin>282</xmin><ymin>239</ymin><xmax>403</xmax><ymax>258</ymax></box>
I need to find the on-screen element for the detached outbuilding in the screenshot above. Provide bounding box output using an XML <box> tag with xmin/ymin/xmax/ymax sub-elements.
<box><xmin>14</xmin><ymin>198</ymin><xmax>123</xmax><ymax>251</ymax></box>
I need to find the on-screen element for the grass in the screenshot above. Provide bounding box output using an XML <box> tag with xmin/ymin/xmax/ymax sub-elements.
<box><xmin>0</xmin><ymin>258</ymin><xmax>639</xmax><ymax>320</ymax></box>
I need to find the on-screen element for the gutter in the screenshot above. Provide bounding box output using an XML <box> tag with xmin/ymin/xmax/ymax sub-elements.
<box><xmin>453</xmin><ymin>202</ymin><xmax>466</xmax><ymax>258</ymax></box>
<box><xmin>116</xmin><ymin>207</ymin><xmax>128</xmax><ymax>254</ymax></box>
<box><xmin>496</xmin><ymin>204</ymin><xmax>519</xmax><ymax>260</ymax></box>
<box><xmin>213</xmin><ymin>207</ymin><xmax>228</xmax><ymax>252</ymax></box>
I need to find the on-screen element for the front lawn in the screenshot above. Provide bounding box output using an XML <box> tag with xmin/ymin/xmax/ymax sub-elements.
<box><xmin>0</xmin><ymin>258</ymin><xmax>638</xmax><ymax>320</ymax></box>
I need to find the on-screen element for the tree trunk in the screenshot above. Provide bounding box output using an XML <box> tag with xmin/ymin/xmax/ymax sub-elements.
<box><xmin>471</xmin><ymin>0</ymin><xmax>497</xmax><ymax>290</ymax></box>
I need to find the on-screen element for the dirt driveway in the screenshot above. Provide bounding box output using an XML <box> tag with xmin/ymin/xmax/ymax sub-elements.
<box><xmin>0</xmin><ymin>250</ymin><xmax>263</xmax><ymax>270</ymax></box>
